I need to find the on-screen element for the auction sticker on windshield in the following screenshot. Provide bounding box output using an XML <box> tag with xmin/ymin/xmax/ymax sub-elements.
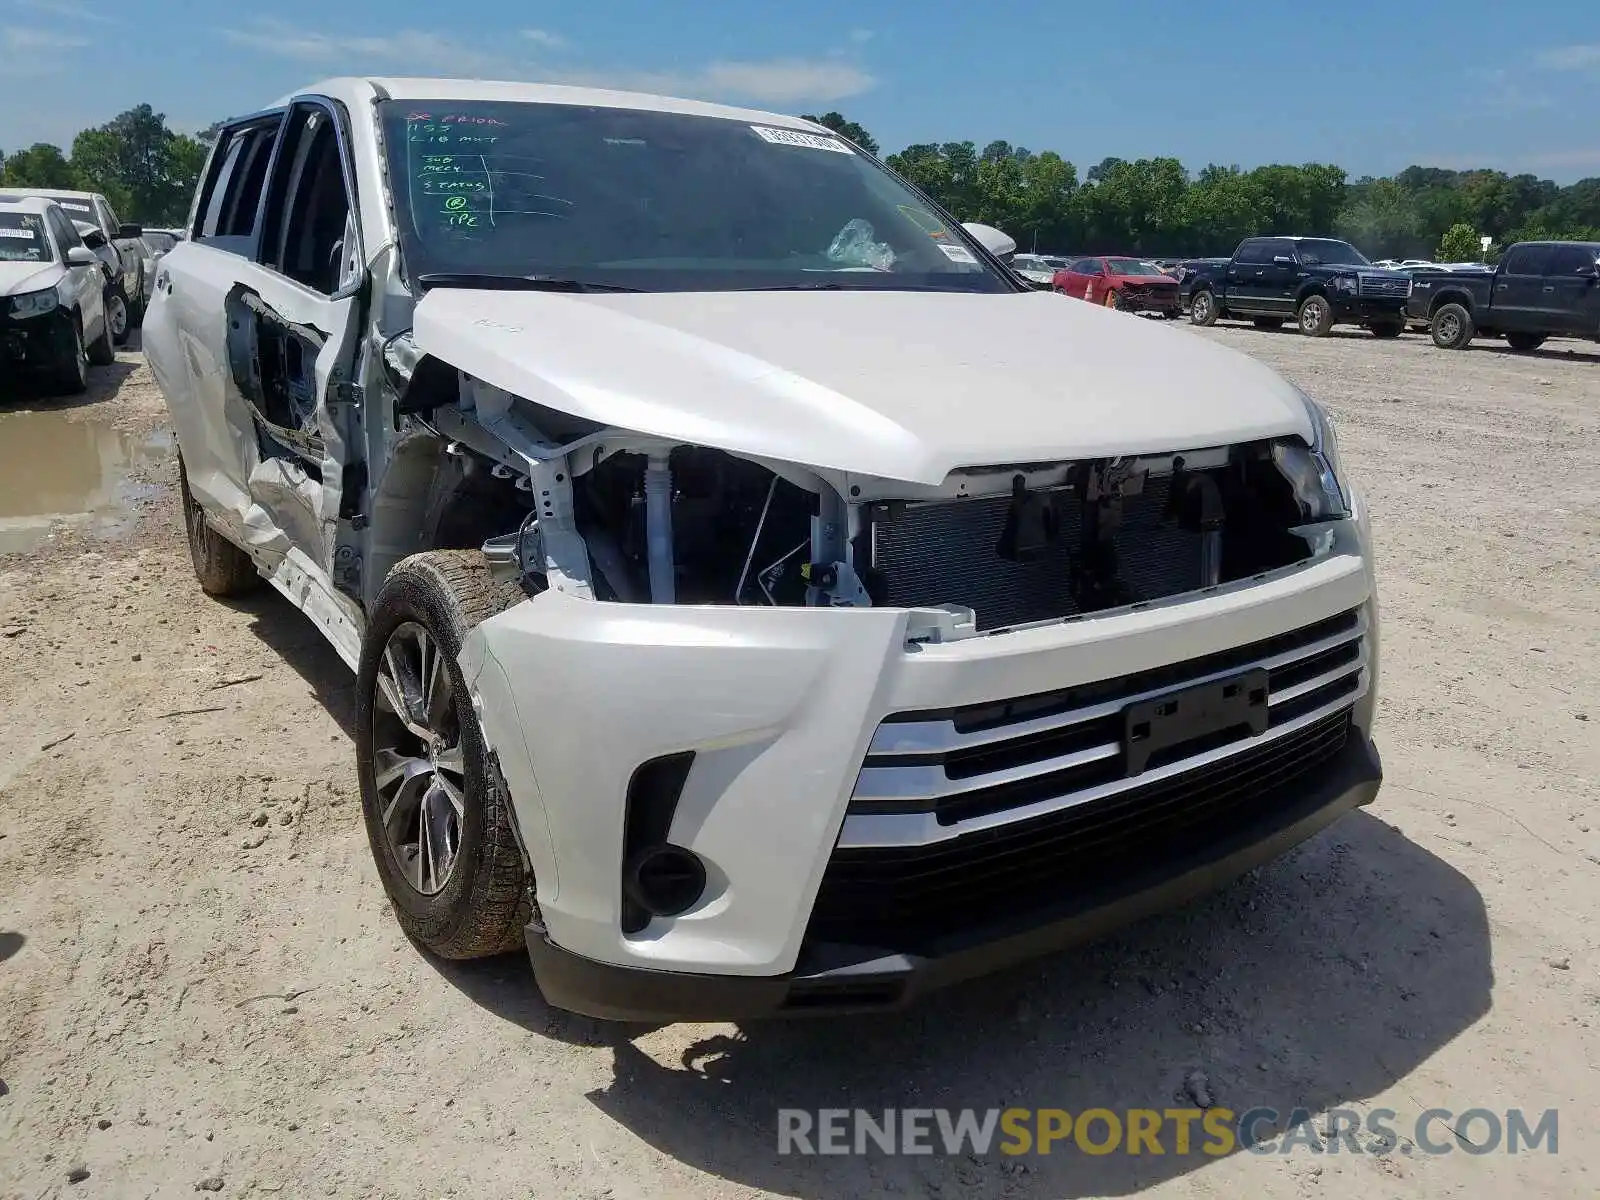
<box><xmin>0</xmin><ymin>228</ymin><xmax>38</xmax><ymax>239</ymax></box>
<box><xmin>937</xmin><ymin>243</ymin><xmax>979</xmax><ymax>264</ymax></box>
<box><xmin>750</xmin><ymin>126</ymin><xmax>853</xmax><ymax>153</ymax></box>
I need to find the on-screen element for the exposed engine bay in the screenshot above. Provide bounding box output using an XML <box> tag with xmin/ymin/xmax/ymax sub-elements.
<box><xmin>396</xmin><ymin>367</ymin><xmax>1335</xmax><ymax>638</ymax></box>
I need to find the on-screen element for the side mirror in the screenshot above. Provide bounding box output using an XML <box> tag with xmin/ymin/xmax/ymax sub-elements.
<box><xmin>117</xmin><ymin>223</ymin><xmax>143</xmax><ymax>239</ymax></box>
<box><xmin>66</xmin><ymin>246</ymin><xmax>98</xmax><ymax>267</ymax></box>
<box><xmin>961</xmin><ymin>221</ymin><xmax>1018</xmax><ymax>262</ymax></box>
<box><xmin>1272</xmin><ymin>255</ymin><xmax>1295</xmax><ymax>265</ymax></box>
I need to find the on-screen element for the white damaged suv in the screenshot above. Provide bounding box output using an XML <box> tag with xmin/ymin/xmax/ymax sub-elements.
<box><xmin>145</xmin><ymin>78</ymin><xmax>1381</xmax><ymax>1021</ymax></box>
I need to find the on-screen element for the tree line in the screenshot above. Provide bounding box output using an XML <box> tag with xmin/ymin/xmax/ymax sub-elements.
<box><xmin>807</xmin><ymin>113</ymin><xmax>1599</xmax><ymax>261</ymax></box>
<box><xmin>1</xmin><ymin>105</ymin><xmax>209</xmax><ymax>227</ymax></box>
<box><xmin>5</xmin><ymin>104</ymin><xmax>1598</xmax><ymax>260</ymax></box>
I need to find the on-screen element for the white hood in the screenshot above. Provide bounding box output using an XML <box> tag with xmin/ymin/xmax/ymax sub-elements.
<box><xmin>0</xmin><ymin>261</ymin><xmax>63</xmax><ymax>299</ymax></box>
<box><xmin>412</xmin><ymin>288</ymin><xmax>1313</xmax><ymax>485</ymax></box>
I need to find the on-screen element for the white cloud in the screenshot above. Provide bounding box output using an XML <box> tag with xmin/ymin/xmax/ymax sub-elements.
<box><xmin>214</xmin><ymin>22</ymin><xmax>875</xmax><ymax>105</ymax></box>
<box><xmin>1468</xmin><ymin>68</ymin><xmax>1551</xmax><ymax>111</ymax></box>
<box><xmin>1537</xmin><ymin>43</ymin><xmax>1600</xmax><ymax>70</ymax></box>
<box><xmin>848</xmin><ymin>28</ymin><xmax>874</xmax><ymax>44</ymax></box>
<box><xmin>521</xmin><ymin>28</ymin><xmax>568</xmax><ymax>51</ymax></box>
<box><xmin>551</xmin><ymin>59</ymin><xmax>876</xmax><ymax>104</ymax></box>
<box><xmin>1517</xmin><ymin>147</ymin><xmax>1600</xmax><ymax>170</ymax></box>
<box><xmin>218</xmin><ymin>22</ymin><xmax>506</xmax><ymax>76</ymax></box>
<box><xmin>2</xmin><ymin>26</ymin><xmax>88</xmax><ymax>49</ymax></box>
<box><xmin>11</xmin><ymin>0</ymin><xmax>116</xmax><ymax>23</ymax></box>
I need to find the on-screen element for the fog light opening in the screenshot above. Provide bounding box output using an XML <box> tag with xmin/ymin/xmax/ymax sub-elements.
<box><xmin>623</xmin><ymin>844</ymin><xmax>707</xmax><ymax>919</ymax></box>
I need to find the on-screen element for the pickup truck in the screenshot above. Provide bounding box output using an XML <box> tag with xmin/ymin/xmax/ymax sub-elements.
<box><xmin>1186</xmin><ymin>236</ymin><xmax>1412</xmax><ymax>337</ymax></box>
<box><xmin>145</xmin><ymin>77</ymin><xmax>1381</xmax><ymax>1022</ymax></box>
<box><xmin>1405</xmin><ymin>240</ymin><xmax>1600</xmax><ymax>350</ymax></box>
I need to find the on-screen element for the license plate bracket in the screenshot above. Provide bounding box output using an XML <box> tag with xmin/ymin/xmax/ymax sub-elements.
<box><xmin>1123</xmin><ymin>668</ymin><xmax>1270</xmax><ymax>776</ymax></box>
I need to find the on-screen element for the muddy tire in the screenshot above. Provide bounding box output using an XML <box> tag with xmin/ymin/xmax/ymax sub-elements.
<box><xmin>178</xmin><ymin>451</ymin><xmax>262</xmax><ymax>596</ymax></box>
<box><xmin>1188</xmin><ymin>288</ymin><xmax>1219</xmax><ymax>326</ymax></box>
<box><xmin>105</xmin><ymin>285</ymin><xmax>131</xmax><ymax>347</ymax></box>
<box><xmin>1505</xmin><ymin>332</ymin><xmax>1547</xmax><ymax>352</ymax></box>
<box><xmin>51</xmin><ymin>319</ymin><xmax>89</xmax><ymax>396</ymax></box>
<box><xmin>126</xmin><ymin>267</ymin><xmax>146</xmax><ymax>329</ymax></box>
<box><xmin>1431</xmin><ymin>302</ymin><xmax>1475</xmax><ymax>350</ymax></box>
<box><xmin>86</xmin><ymin>310</ymin><xmax>115</xmax><ymax>367</ymax></box>
<box><xmin>355</xmin><ymin>551</ymin><xmax>533</xmax><ymax>960</ymax></box>
<box><xmin>1297</xmin><ymin>293</ymin><xmax>1335</xmax><ymax>337</ymax></box>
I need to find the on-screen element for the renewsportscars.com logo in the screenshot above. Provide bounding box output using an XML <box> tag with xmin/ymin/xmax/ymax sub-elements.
<box><xmin>777</xmin><ymin>1107</ymin><xmax>1559</xmax><ymax>1158</ymax></box>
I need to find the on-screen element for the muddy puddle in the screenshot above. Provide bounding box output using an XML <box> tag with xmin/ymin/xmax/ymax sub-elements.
<box><xmin>0</xmin><ymin>406</ymin><xmax>171</xmax><ymax>554</ymax></box>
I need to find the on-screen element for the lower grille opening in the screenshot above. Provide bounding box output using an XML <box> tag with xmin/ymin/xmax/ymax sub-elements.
<box><xmin>810</xmin><ymin>709</ymin><xmax>1353</xmax><ymax>953</ymax></box>
<box><xmin>781</xmin><ymin>978</ymin><xmax>907</xmax><ymax>1011</ymax></box>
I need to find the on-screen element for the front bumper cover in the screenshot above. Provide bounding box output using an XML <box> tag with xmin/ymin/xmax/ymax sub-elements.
<box><xmin>527</xmin><ymin>732</ymin><xmax>1381</xmax><ymax>1021</ymax></box>
<box><xmin>1328</xmin><ymin>295</ymin><xmax>1408</xmax><ymax>323</ymax></box>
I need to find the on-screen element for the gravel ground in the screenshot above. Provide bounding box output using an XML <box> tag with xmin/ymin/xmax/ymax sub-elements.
<box><xmin>0</xmin><ymin>328</ymin><xmax>1596</xmax><ymax>1199</ymax></box>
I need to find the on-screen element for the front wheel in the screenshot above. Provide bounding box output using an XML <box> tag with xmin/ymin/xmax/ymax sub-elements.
<box><xmin>1431</xmin><ymin>302</ymin><xmax>1475</xmax><ymax>350</ymax></box>
<box><xmin>51</xmin><ymin>319</ymin><xmax>89</xmax><ymax>396</ymax></box>
<box><xmin>1371</xmin><ymin>321</ymin><xmax>1404</xmax><ymax>339</ymax></box>
<box><xmin>1297</xmin><ymin>294</ymin><xmax>1335</xmax><ymax>337</ymax></box>
<box><xmin>1188</xmin><ymin>289</ymin><xmax>1219</xmax><ymax>326</ymax></box>
<box><xmin>356</xmin><ymin>552</ymin><xmax>533</xmax><ymax>960</ymax></box>
<box><xmin>87</xmin><ymin>308</ymin><xmax>115</xmax><ymax>366</ymax></box>
<box><xmin>126</xmin><ymin>267</ymin><xmax>146</xmax><ymax>329</ymax></box>
<box><xmin>105</xmin><ymin>286</ymin><xmax>131</xmax><ymax>347</ymax></box>
<box><xmin>1505</xmin><ymin>332</ymin><xmax>1547</xmax><ymax>352</ymax></box>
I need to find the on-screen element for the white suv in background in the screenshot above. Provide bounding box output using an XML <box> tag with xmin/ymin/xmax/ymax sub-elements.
<box><xmin>0</xmin><ymin>187</ymin><xmax>146</xmax><ymax>342</ymax></box>
<box><xmin>0</xmin><ymin>197</ymin><xmax>114</xmax><ymax>393</ymax></box>
<box><xmin>146</xmin><ymin>77</ymin><xmax>1382</xmax><ymax>1021</ymax></box>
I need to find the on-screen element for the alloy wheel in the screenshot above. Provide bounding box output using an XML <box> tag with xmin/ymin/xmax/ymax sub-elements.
<box><xmin>107</xmin><ymin>293</ymin><xmax>128</xmax><ymax>340</ymax></box>
<box><xmin>371</xmin><ymin>621</ymin><xmax>466</xmax><ymax>896</ymax></box>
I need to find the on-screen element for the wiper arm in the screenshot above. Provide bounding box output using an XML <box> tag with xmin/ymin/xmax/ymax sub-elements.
<box><xmin>415</xmin><ymin>273</ymin><xmax>644</xmax><ymax>294</ymax></box>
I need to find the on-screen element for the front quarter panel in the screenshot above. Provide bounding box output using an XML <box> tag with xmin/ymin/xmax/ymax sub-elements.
<box><xmin>459</xmin><ymin>592</ymin><xmax>911</xmax><ymax>976</ymax></box>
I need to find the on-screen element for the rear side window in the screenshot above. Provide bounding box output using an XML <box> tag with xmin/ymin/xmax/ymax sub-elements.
<box><xmin>1501</xmin><ymin>245</ymin><xmax>1554</xmax><ymax>275</ymax></box>
<box><xmin>1549</xmin><ymin>245</ymin><xmax>1598</xmax><ymax>275</ymax></box>
<box><xmin>1235</xmin><ymin>240</ymin><xmax>1269</xmax><ymax>265</ymax></box>
<box><xmin>196</xmin><ymin>116</ymin><xmax>284</xmax><ymax>248</ymax></box>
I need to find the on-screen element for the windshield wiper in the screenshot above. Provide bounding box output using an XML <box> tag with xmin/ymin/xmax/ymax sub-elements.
<box><xmin>415</xmin><ymin>273</ymin><xmax>644</xmax><ymax>294</ymax></box>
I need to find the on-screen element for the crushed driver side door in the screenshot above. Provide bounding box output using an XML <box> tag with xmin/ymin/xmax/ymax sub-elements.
<box><xmin>217</xmin><ymin>98</ymin><xmax>367</xmax><ymax>599</ymax></box>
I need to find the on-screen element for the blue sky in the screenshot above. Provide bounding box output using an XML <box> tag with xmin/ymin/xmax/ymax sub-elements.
<box><xmin>3</xmin><ymin>0</ymin><xmax>1597</xmax><ymax>181</ymax></box>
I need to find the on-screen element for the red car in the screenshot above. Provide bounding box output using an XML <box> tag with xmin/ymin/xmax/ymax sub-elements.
<box><xmin>1051</xmin><ymin>256</ymin><xmax>1182</xmax><ymax>316</ymax></box>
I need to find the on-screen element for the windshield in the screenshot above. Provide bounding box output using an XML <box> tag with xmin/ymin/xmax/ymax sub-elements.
<box><xmin>378</xmin><ymin>100</ymin><xmax>1009</xmax><ymax>293</ymax></box>
<box><xmin>1295</xmin><ymin>239</ymin><xmax>1370</xmax><ymax>267</ymax></box>
<box><xmin>43</xmin><ymin>196</ymin><xmax>99</xmax><ymax>226</ymax></box>
<box><xmin>0</xmin><ymin>212</ymin><xmax>53</xmax><ymax>263</ymax></box>
<box><xmin>1106</xmin><ymin>257</ymin><xmax>1165</xmax><ymax>276</ymax></box>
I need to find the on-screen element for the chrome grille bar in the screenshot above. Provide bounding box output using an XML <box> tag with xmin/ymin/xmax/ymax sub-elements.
<box><xmin>867</xmin><ymin>610</ymin><xmax>1368</xmax><ymax>758</ymax></box>
<box><xmin>839</xmin><ymin>684</ymin><xmax>1365</xmax><ymax>849</ymax></box>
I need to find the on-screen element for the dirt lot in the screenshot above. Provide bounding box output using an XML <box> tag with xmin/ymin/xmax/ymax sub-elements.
<box><xmin>1</xmin><ymin>327</ymin><xmax>1597</xmax><ymax>1199</ymax></box>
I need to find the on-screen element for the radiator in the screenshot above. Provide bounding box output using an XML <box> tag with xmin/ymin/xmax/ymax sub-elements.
<box><xmin>868</xmin><ymin>476</ymin><xmax>1203</xmax><ymax>630</ymax></box>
